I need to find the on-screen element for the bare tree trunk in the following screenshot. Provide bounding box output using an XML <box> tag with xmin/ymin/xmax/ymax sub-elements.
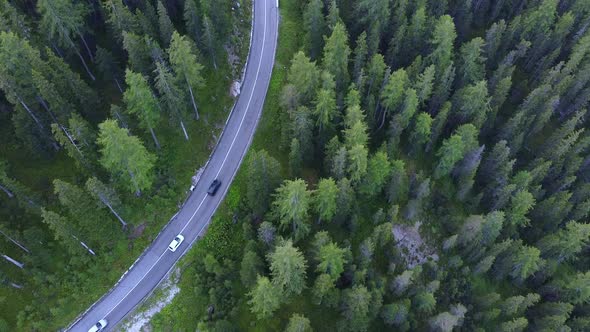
<box><xmin>179</xmin><ymin>119</ymin><xmax>189</xmax><ymax>140</ymax></box>
<box><xmin>149</xmin><ymin>127</ymin><xmax>161</xmax><ymax>149</ymax></box>
<box><xmin>354</xmin><ymin>67</ymin><xmax>363</xmax><ymax>88</ymax></box>
<box><xmin>472</xmin><ymin>0</ymin><xmax>486</xmax><ymax>12</ymax></box>
<box><xmin>9</xmin><ymin>282</ymin><xmax>23</xmax><ymax>289</ymax></box>
<box><xmin>377</xmin><ymin>106</ymin><xmax>389</xmax><ymax>131</ymax></box>
<box><xmin>112</xmin><ymin>109</ymin><xmax>128</xmax><ymax>128</ymax></box>
<box><xmin>99</xmin><ymin>195</ymin><xmax>128</xmax><ymax>228</ymax></box>
<box><xmin>17</xmin><ymin>96</ymin><xmax>59</xmax><ymax>150</ymax></box>
<box><xmin>2</xmin><ymin>254</ymin><xmax>24</xmax><ymax>269</ymax></box>
<box><xmin>374</xmin><ymin>103</ymin><xmax>381</xmax><ymax>123</ymax></box>
<box><xmin>37</xmin><ymin>97</ymin><xmax>85</xmax><ymax>158</ymax></box>
<box><xmin>37</xmin><ymin>96</ymin><xmax>54</xmax><ymax>120</ymax></box>
<box><xmin>67</xmin><ymin>36</ymin><xmax>95</xmax><ymax>81</ymax></box>
<box><xmin>210</xmin><ymin>40</ymin><xmax>218</xmax><ymax>70</ymax></box>
<box><xmin>17</xmin><ymin>96</ymin><xmax>44</xmax><ymax>132</ymax></box>
<box><xmin>77</xmin><ymin>32</ymin><xmax>94</xmax><ymax>62</ymax></box>
<box><xmin>72</xmin><ymin>235</ymin><xmax>96</xmax><ymax>255</ymax></box>
<box><xmin>157</xmin><ymin>71</ymin><xmax>190</xmax><ymax>140</ymax></box>
<box><xmin>114</xmin><ymin>78</ymin><xmax>123</xmax><ymax>93</ymax></box>
<box><xmin>21</xmin><ymin>194</ymin><xmax>39</xmax><ymax>209</ymax></box>
<box><xmin>80</xmin><ymin>242</ymin><xmax>95</xmax><ymax>255</ymax></box>
<box><xmin>60</xmin><ymin>125</ymin><xmax>85</xmax><ymax>157</ymax></box>
<box><xmin>75</xmin><ymin>48</ymin><xmax>96</xmax><ymax>81</ymax></box>
<box><xmin>374</xmin><ymin>71</ymin><xmax>390</xmax><ymax>125</ymax></box>
<box><xmin>128</xmin><ymin>169</ymin><xmax>142</xmax><ymax>197</ymax></box>
<box><xmin>186</xmin><ymin>78</ymin><xmax>200</xmax><ymax>120</ymax></box>
<box><xmin>0</xmin><ymin>183</ymin><xmax>14</xmax><ymax>198</ymax></box>
<box><xmin>52</xmin><ymin>43</ymin><xmax>65</xmax><ymax>58</ymax></box>
<box><xmin>365</xmin><ymin>77</ymin><xmax>375</xmax><ymax>102</ymax></box>
<box><xmin>0</xmin><ymin>230</ymin><xmax>30</xmax><ymax>253</ymax></box>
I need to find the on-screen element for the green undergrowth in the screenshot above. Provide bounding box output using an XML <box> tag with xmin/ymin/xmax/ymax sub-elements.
<box><xmin>150</xmin><ymin>0</ymin><xmax>302</xmax><ymax>329</ymax></box>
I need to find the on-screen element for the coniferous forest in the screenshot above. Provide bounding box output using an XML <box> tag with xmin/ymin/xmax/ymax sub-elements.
<box><xmin>0</xmin><ymin>0</ymin><xmax>250</xmax><ymax>329</ymax></box>
<box><xmin>153</xmin><ymin>0</ymin><xmax>590</xmax><ymax>331</ymax></box>
<box><xmin>3</xmin><ymin>0</ymin><xmax>590</xmax><ymax>331</ymax></box>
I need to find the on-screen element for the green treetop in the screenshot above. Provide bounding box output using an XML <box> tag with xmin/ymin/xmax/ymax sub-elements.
<box><xmin>246</xmin><ymin>150</ymin><xmax>282</xmax><ymax>218</ymax></box>
<box><xmin>429</xmin><ymin>15</ymin><xmax>457</xmax><ymax>74</ymax></box>
<box><xmin>459</xmin><ymin>37</ymin><xmax>486</xmax><ymax>86</ymax></box>
<box><xmin>248</xmin><ymin>275</ymin><xmax>282</xmax><ymax>320</ymax></box>
<box><xmin>269</xmin><ymin>239</ymin><xmax>307</xmax><ymax>297</ymax></box>
<box><xmin>37</xmin><ymin>0</ymin><xmax>95</xmax><ymax>80</ymax></box>
<box><xmin>323</xmin><ymin>22</ymin><xmax>351</xmax><ymax>94</ymax></box>
<box><xmin>285</xmin><ymin>313</ymin><xmax>313</xmax><ymax>332</ymax></box>
<box><xmin>316</xmin><ymin>241</ymin><xmax>347</xmax><ymax>281</ymax></box>
<box><xmin>303</xmin><ymin>0</ymin><xmax>326</xmax><ymax>60</ymax></box>
<box><xmin>339</xmin><ymin>285</ymin><xmax>372</xmax><ymax>332</ymax></box>
<box><xmin>434</xmin><ymin>133</ymin><xmax>466</xmax><ymax>179</ymax></box>
<box><xmin>97</xmin><ymin>119</ymin><xmax>156</xmax><ymax>196</ymax></box>
<box><xmin>123</xmin><ymin>69</ymin><xmax>161</xmax><ymax>149</ymax></box>
<box><xmin>313</xmin><ymin>178</ymin><xmax>338</xmax><ymax>223</ymax></box>
<box><xmin>157</xmin><ymin>1</ymin><xmax>174</xmax><ymax>46</ymax></box>
<box><xmin>272</xmin><ymin>179</ymin><xmax>312</xmax><ymax>241</ymax></box>
<box><xmin>169</xmin><ymin>31</ymin><xmax>205</xmax><ymax>120</ymax></box>
<box><xmin>289</xmin><ymin>51</ymin><xmax>320</xmax><ymax>104</ymax></box>
<box><xmin>360</xmin><ymin>151</ymin><xmax>391</xmax><ymax>197</ymax></box>
<box><xmin>154</xmin><ymin>60</ymin><xmax>190</xmax><ymax>140</ymax></box>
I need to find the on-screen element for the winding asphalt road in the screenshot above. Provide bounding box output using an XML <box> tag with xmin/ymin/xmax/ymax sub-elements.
<box><xmin>67</xmin><ymin>1</ymin><xmax>279</xmax><ymax>330</ymax></box>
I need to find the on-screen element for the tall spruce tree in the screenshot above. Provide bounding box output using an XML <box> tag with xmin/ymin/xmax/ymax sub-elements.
<box><xmin>272</xmin><ymin>179</ymin><xmax>312</xmax><ymax>241</ymax></box>
<box><xmin>168</xmin><ymin>32</ymin><xmax>205</xmax><ymax>120</ymax></box>
<box><xmin>37</xmin><ymin>0</ymin><xmax>95</xmax><ymax>80</ymax></box>
<box><xmin>123</xmin><ymin>69</ymin><xmax>161</xmax><ymax>149</ymax></box>
<box><xmin>97</xmin><ymin>119</ymin><xmax>156</xmax><ymax>196</ymax></box>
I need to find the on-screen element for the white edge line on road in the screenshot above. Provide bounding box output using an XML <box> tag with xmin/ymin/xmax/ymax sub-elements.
<box><xmin>213</xmin><ymin>0</ymin><xmax>268</xmax><ymax>180</ymax></box>
<box><xmin>180</xmin><ymin>195</ymin><xmax>207</xmax><ymax>234</ymax></box>
<box><xmin>100</xmin><ymin>0</ymin><xmax>270</xmax><ymax>323</ymax></box>
<box><xmin>104</xmin><ymin>251</ymin><xmax>166</xmax><ymax>317</ymax></box>
<box><xmin>191</xmin><ymin>0</ymin><xmax>255</xmax><ymax>181</ymax></box>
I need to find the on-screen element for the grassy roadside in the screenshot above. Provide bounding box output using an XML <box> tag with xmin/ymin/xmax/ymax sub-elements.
<box><xmin>249</xmin><ymin>0</ymin><xmax>301</xmax><ymax>165</ymax></box>
<box><xmin>149</xmin><ymin>0</ymin><xmax>302</xmax><ymax>330</ymax></box>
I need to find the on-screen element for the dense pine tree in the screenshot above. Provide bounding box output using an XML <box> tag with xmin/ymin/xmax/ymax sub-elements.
<box><xmin>5</xmin><ymin>0</ymin><xmax>590</xmax><ymax>330</ymax></box>
<box><xmin>97</xmin><ymin>119</ymin><xmax>156</xmax><ymax>196</ymax></box>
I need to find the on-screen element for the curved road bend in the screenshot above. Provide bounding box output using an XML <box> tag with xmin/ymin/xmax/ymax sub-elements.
<box><xmin>67</xmin><ymin>0</ymin><xmax>279</xmax><ymax>330</ymax></box>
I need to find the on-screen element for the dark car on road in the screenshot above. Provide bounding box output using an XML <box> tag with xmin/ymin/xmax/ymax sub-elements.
<box><xmin>207</xmin><ymin>179</ymin><xmax>222</xmax><ymax>196</ymax></box>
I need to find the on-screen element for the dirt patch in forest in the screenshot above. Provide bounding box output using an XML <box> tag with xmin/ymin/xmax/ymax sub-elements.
<box><xmin>129</xmin><ymin>223</ymin><xmax>147</xmax><ymax>240</ymax></box>
<box><xmin>116</xmin><ymin>268</ymin><xmax>181</xmax><ymax>332</ymax></box>
<box><xmin>392</xmin><ymin>221</ymin><xmax>439</xmax><ymax>269</ymax></box>
<box><xmin>225</xmin><ymin>42</ymin><xmax>242</xmax><ymax>78</ymax></box>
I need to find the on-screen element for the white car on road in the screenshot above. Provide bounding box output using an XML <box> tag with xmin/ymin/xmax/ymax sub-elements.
<box><xmin>88</xmin><ymin>319</ymin><xmax>107</xmax><ymax>332</ymax></box>
<box><xmin>168</xmin><ymin>235</ymin><xmax>184</xmax><ymax>252</ymax></box>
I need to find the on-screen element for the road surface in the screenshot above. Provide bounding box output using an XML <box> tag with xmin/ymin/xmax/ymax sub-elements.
<box><xmin>67</xmin><ymin>0</ymin><xmax>279</xmax><ymax>330</ymax></box>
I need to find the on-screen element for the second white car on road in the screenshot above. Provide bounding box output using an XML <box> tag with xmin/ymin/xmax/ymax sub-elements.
<box><xmin>88</xmin><ymin>319</ymin><xmax>107</xmax><ymax>332</ymax></box>
<box><xmin>168</xmin><ymin>235</ymin><xmax>184</xmax><ymax>252</ymax></box>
